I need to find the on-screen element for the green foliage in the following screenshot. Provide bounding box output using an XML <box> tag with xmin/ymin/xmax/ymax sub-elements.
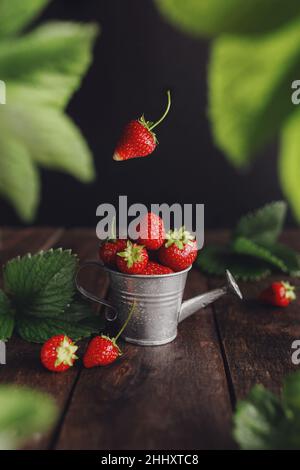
<box><xmin>155</xmin><ymin>0</ymin><xmax>300</xmax><ymax>37</ymax></box>
<box><xmin>155</xmin><ymin>0</ymin><xmax>300</xmax><ymax>222</ymax></box>
<box><xmin>0</xmin><ymin>1</ymin><xmax>99</xmax><ymax>222</ymax></box>
<box><xmin>197</xmin><ymin>201</ymin><xmax>300</xmax><ymax>280</ymax></box>
<box><xmin>0</xmin><ymin>385</ymin><xmax>57</xmax><ymax>450</ymax></box>
<box><xmin>233</xmin><ymin>372</ymin><xmax>300</xmax><ymax>449</ymax></box>
<box><xmin>0</xmin><ymin>249</ymin><xmax>104</xmax><ymax>343</ymax></box>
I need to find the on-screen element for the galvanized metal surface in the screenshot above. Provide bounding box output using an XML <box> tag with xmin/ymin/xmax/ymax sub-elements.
<box><xmin>76</xmin><ymin>263</ymin><xmax>243</xmax><ymax>346</ymax></box>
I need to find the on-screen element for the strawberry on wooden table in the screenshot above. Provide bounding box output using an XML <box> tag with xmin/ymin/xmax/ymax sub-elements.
<box><xmin>83</xmin><ymin>303</ymin><xmax>135</xmax><ymax>368</ymax></box>
<box><xmin>141</xmin><ymin>261</ymin><xmax>173</xmax><ymax>275</ymax></box>
<box><xmin>259</xmin><ymin>281</ymin><xmax>296</xmax><ymax>307</ymax></box>
<box><xmin>137</xmin><ymin>212</ymin><xmax>165</xmax><ymax>250</ymax></box>
<box><xmin>116</xmin><ymin>240</ymin><xmax>148</xmax><ymax>274</ymax></box>
<box><xmin>113</xmin><ymin>90</ymin><xmax>171</xmax><ymax>161</ymax></box>
<box><xmin>41</xmin><ymin>335</ymin><xmax>78</xmax><ymax>372</ymax></box>
<box><xmin>159</xmin><ymin>227</ymin><xmax>198</xmax><ymax>272</ymax></box>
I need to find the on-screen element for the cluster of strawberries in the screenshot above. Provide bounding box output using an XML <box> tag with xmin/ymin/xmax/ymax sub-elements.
<box><xmin>99</xmin><ymin>212</ymin><xmax>198</xmax><ymax>275</ymax></box>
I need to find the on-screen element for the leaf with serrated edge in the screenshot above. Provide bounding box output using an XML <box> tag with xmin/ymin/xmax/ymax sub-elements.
<box><xmin>0</xmin><ymin>290</ymin><xmax>14</xmax><ymax>340</ymax></box>
<box><xmin>232</xmin><ymin>237</ymin><xmax>288</xmax><ymax>273</ymax></box>
<box><xmin>16</xmin><ymin>316</ymin><xmax>101</xmax><ymax>343</ymax></box>
<box><xmin>197</xmin><ymin>245</ymin><xmax>271</xmax><ymax>281</ymax></box>
<box><xmin>234</xmin><ymin>201</ymin><xmax>287</xmax><ymax>246</ymax></box>
<box><xmin>4</xmin><ymin>249</ymin><xmax>77</xmax><ymax>318</ymax></box>
<box><xmin>0</xmin><ymin>385</ymin><xmax>56</xmax><ymax>450</ymax></box>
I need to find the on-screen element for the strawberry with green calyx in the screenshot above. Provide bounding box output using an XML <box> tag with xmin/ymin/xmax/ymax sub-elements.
<box><xmin>137</xmin><ymin>212</ymin><xmax>166</xmax><ymax>250</ymax></box>
<box><xmin>113</xmin><ymin>90</ymin><xmax>171</xmax><ymax>161</ymax></box>
<box><xmin>83</xmin><ymin>302</ymin><xmax>135</xmax><ymax>368</ymax></box>
<box><xmin>116</xmin><ymin>240</ymin><xmax>148</xmax><ymax>274</ymax></box>
<box><xmin>159</xmin><ymin>227</ymin><xmax>198</xmax><ymax>272</ymax></box>
<box><xmin>259</xmin><ymin>281</ymin><xmax>296</xmax><ymax>307</ymax></box>
<box><xmin>41</xmin><ymin>335</ymin><xmax>78</xmax><ymax>372</ymax></box>
<box><xmin>99</xmin><ymin>216</ymin><xmax>127</xmax><ymax>267</ymax></box>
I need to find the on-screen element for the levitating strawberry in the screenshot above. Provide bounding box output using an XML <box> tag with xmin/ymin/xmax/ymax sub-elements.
<box><xmin>99</xmin><ymin>239</ymin><xmax>127</xmax><ymax>267</ymax></box>
<box><xmin>83</xmin><ymin>303</ymin><xmax>135</xmax><ymax>368</ymax></box>
<box><xmin>142</xmin><ymin>261</ymin><xmax>174</xmax><ymax>275</ymax></box>
<box><xmin>159</xmin><ymin>227</ymin><xmax>198</xmax><ymax>272</ymax></box>
<box><xmin>259</xmin><ymin>281</ymin><xmax>296</xmax><ymax>307</ymax></box>
<box><xmin>41</xmin><ymin>335</ymin><xmax>78</xmax><ymax>372</ymax></box>
<box><xmin>116</xmin><ymin>240</ymin><xmax>148</xmax><ymax>274</ymax></box>
<box><xmin>113</xmin><ymin>90</ymin><xmax>171</xmax><ymax>161</ymax></box>
<box><xmin>137</xmin><ymin>212</ymin><xmax>165</xmax><ymax>250</ymax></box>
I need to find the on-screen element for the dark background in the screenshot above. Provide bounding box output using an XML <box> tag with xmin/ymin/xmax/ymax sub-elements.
<box><xmin>0</xmin><ymin>0</ymin><xmax>286</xmax><ymax>228</ymax></box>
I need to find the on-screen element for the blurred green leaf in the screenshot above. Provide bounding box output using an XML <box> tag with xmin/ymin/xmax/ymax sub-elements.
<box><xmin>0</xmin><ymin>135</ymin><xmax>40</xmax><ymax>222</ymax></box>
<box><xmin>0</xmin><ymin>385</ymin><xmax>56</xmax><ymax>450</ymax></box>
<box><xmin>0</xmin><ymin>21</ymin><xmax>99</xmax><ymax>221</ymax></box>
<box><xmin>234</xmin><ymin>201</ymin><xmax>286</xmax><ymax>245</ymax></box>
<box><xmin>0</xmin><ymin>0</ymin><xmax>50</xmax><ymax>37</ymax></box>
<box><xmin>283</xmin><ymin>371</ymin><xmax>300</xmax><ymax>414</ymax></box>
<box><xmin>155</xmin><ymin>0</ymin><xmax>300</xmax><ymax>37</ymax></box>
<box><xmin>0</xmin><ymin>22</ymin><xmax>99</xmax><ymax>108</ymax></box>
<box><xmin>197</xmin><ymin>245</ymin><xmax>271</xmax><ymax>280</ymax></box>
<box><xmin>208</xmin><ymin>19</ymin><xmax>300</xmax><ymax>167</ymax></box>
<box><xmin>232</xmin><ymin>237</ymin><xmax>288</xmax><ymax>272</ymax></box>
<box><xmin>279</xmin><ymin>111</ymin><xmax>300</xmax><ymax>222</ymax></box>
<box><xmin>0</xmin><ymin>290</ymin><xmax>14</xmax><ymax>340</ymax></box>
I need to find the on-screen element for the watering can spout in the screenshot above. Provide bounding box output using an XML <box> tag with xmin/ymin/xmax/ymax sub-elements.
<box><xmin>179</xmin><ymin>270</ymin><xmax>243</xmax><ymax>323</ymax></box>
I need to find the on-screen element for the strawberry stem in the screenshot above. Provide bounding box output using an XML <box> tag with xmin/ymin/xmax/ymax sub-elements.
<box><xmin>114</xmin><ymin>301</ymin><xmax>136</xmax><ymax>342</ymax></box>
<box><xmin>149</xmin><ymin>90</ymin><xmax>171</xmax><ymax>131</ymax></box>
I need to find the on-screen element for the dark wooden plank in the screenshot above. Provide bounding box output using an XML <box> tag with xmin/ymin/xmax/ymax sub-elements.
<box><xmin>207</xmin><ymin>230</ymin><xmax>300</xmax><ymax>400</ymax></box>
<box><xmin>0</xmin><ymin>228</ymin><xmax>108</xmax><ymax>450</ymax></box>
<box><xmin>55</xmin><ymin>268</ymin><xmax>233</xmax><ymax>450</ymax></box>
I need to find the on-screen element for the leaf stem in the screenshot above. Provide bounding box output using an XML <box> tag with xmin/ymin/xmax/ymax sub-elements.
<box><xmin>114</xmin><ymin>301</ymin><xmax>136</xmax><ymax>342</ymax></box>
<box><xmin>149</xmin><ymin>90</ymin><xmax>171</xmax><ymax>131</ymax></box>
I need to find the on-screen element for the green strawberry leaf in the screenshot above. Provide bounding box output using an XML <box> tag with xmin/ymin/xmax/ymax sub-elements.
<box><xmin>233</xmin><ymin>385</ymin><xmax>292</xmax><ymax>450</ymax></box>
<box><xmin>234</xmin><ymin>201</ymin><xmax>287</xmax><ymax>246</ymax></box>
<box><xmin>16</xmin><ymin>315</ymin><xmax>101</xmax><ymax>343</ymax></box>
<box><xmin>279</xmin><ymin>111</ymin><xmax>300</xmax><ymax>223</ymax></box>
<box><xmin>155</xmin><ymin>0</ymin><xmax>300</xmax><ymax>37</ymax></box>
<box><xmin>232</xmin><ymin>237</ymin><xmax>289</xmax><ymax>273</ymax></box>
<box><xmin>4</xmin><ymin>249</ymin><xmax>77</xmax><ymax>318</ymax></box>
<box><xmin>0</xmin><ymin>0</ymin><xmax>50</xmax><ymax>38</ymax></box>
<box><xmin>0</xmin><ymin>290</ymin><xmax>15</xmax><ymax>340</ymax></box>
<box><xmin>265</xmin><ymin>243</ymin><xmax>300</xmax><ymax>277</ymax></box>
<box><xmin>208</xmin><ymin>19</ymin><xmax>300</xmax><ymax>167</ymax></box>
<box><xmin>0</xmin><ymin>385</ymin><xmax>57</xmax><ymax>450</ymax></box>
<box><xmin>0</xmin><ymin>135</ymin><xmax>40</xmax><ymax>222</ymax></box>
<box><xmin>197</xmin><ymin>245</ymin><xmax>271</xmax><ymax>281</ymax></box>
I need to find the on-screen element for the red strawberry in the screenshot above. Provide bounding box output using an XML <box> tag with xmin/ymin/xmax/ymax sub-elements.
<box><xmin>116</xmin><ymin>240</ymin><xmax>148</xmax><ymax>274</ymax></box>
<box><xmin>83</xmin><ymin>303</ymin><xmax>135</xmax><ymax>368</ymax></box>
<box><xmin>159</xmin><ymin>227</ymin><xmax>198</xmax><ymax>272</ymax></box>
<box><xmin>113</xmin><ymin>90</ymin><xmax>171</xmax><ymax>161</ymax></box>
<box><xmin>137</xmin><ymin>212</ymin><xmax>165</xmax><ymax>250</ymax></box>
<box><xmin>99</xmin><ymin>239</ymin><xmax>127</xmax><ymax>267</ymax></box>
<box><xmin>142</xmin><ymin>261</ymin><xmax>174</xmax><ymax>275</ymax></box>
<box><xmin>83</xmin><ymin>335</ymin><xmax>121</xmax><ymax>367</ymax></box>
<box><xmin>259</xmin><ymin>281</ymin><xmax>296</xmax><ymax>307</ymax></box>
<box><xmin>41</xmin><ymin>335</ymin><xmax>78</xmax><ymax>372</ymax></box>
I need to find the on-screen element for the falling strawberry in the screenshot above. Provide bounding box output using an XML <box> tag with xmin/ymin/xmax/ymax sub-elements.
<box><xmin>159</xmin><ymin>227</ymin><xmax>198</xmax><ymax>272</ymax></box>
<box><xmin>259</xmin><ymin>281</ymin><xmax>296</xmax><ymax>307</ymax></box>
<box><xmin>137</xmin><ymin>212</ymin><xmax>166</xmax><ymax>250</ymax></box>
<box><xmin>113</xmin><ymin>90</ymin><xmax>171</xmax><ymax>161</ymax></box>
<box><xmin>116</xmin><ymin>240</ymin><xmax>148</xmax><ymax>274</ymax></box>
<box><xmin>83</xmin><ymin>303</ymin><xmax>135</xmax><ymax>368</ymax></box>
<box><xmin>141</xmin><ymin>261</ymin><xmax>174</xmax><ymax>275</ymax></box>
<box><xmin>99</xmin><ymin>239</ymin><xmax>127</xmax><ymax>267</ymax></box>
<box><xmin>41</xmin><ymin>335</ymin><xmax>78</xmax><ymax>372</ymax></box>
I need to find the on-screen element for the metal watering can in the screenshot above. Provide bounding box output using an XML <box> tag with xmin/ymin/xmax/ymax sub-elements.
<box><xmin>76</xmin><ymin>262</ymin><xmax>243</xmax><ymax>346</ymax></box>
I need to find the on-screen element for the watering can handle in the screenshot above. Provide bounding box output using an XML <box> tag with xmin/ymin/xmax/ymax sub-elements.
<box><xmin>75</xmin><ymin>261</ymin><xmax>118</xmax><ymax>321</ymax></box>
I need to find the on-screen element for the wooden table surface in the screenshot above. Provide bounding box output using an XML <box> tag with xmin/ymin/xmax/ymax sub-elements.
<box><xmin>0</xmin><ymin>227</ymin><xmax>299</xmax><ymax>450</ymax></box>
